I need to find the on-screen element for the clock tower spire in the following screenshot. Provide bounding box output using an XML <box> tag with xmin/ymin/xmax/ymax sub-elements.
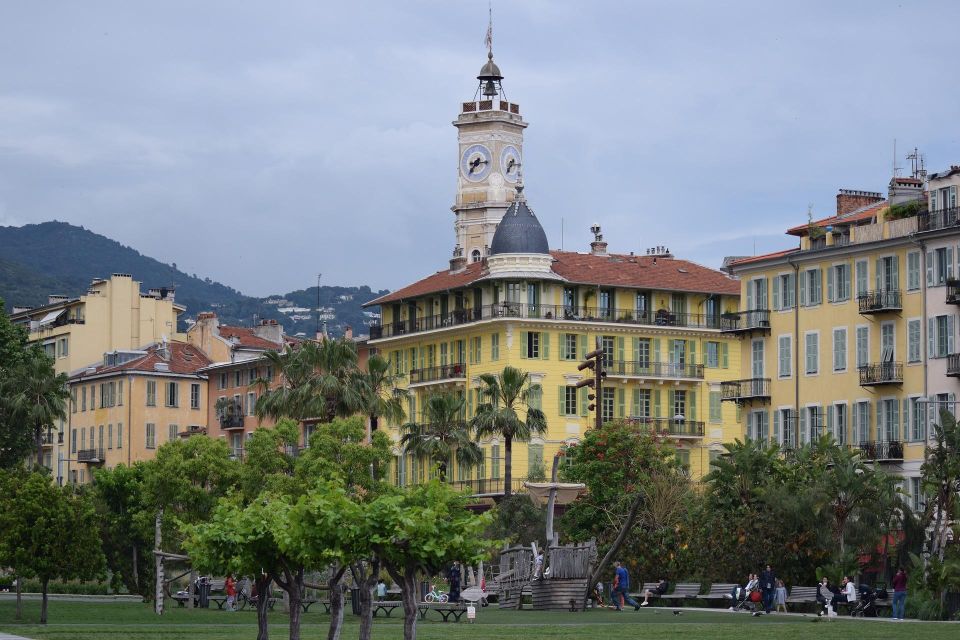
<box><xmin>450</xmin><ymin>30</ymin><xmax>528</xmax><ymax>271</ymax></box>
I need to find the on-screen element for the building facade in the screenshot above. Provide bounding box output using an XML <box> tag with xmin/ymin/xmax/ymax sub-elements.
<box><xmin>365</xmin><ymin>51</ymin><xmax>743</xmax><ymax>493</ymax></box>
<box><xmin>65</xmin><ymin>341</ymin><xmax>211</xmax><ymax>484</ymax></box>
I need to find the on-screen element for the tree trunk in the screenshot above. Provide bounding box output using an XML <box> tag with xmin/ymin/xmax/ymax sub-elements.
<box><xmin>504</xmin><ymin>436</ymin><xmax>513</xmax><ymax>498</ymax></box>
<box><xmin>400</xmin><ymin>570</ymin><xmax>419</xmax><ymax>640</ymax></box>
<box><xmin>356</xmin><ymin>560</ymin><xmax>380</xmax><ymax>640</ymax></box>
<box><xmin>15</xmin><ymin>573</ymin><xmax>21</xmax><ymax>620</ymax></box>
<box><xmin>154</xmin><ymin>510</ymin><xmax>164</xmax><ymax>615</ymax></box>
<box><xmin>255</xmin><ymin>574</ymin><xmax>271</xmax><ymax>640</ymax></box>
<box><xmin>288</xmin><ymin>569</ymin><xmax>303</xmax><ymax>640</ymax></box>
<box><xmin>36</xmin><ymin>421</ymin><xmax>44</xmax><ymax>469</ymax></box>
<box><xmin>327</xmin><ymin>570</ymin><xmax>345</xmax><ymax>640</ymax></box>
<box><xmin>583</xmin><ymin>491</ymin><xmax>645</xmax><ymax>606</ymax></box>
<box><xmin>132</xmin><ymin>545</ymin><xmax>139</xmax><ymax>594</ymax></box>
<box><xmin>187</xmin><ymin>569</ymin><xmax>197</xmax><ymax>610</ymax></box>
<box><xmin>40</xmin><ymin>577</ymin><xmax>49</xmax><ymax>625</ymax></box>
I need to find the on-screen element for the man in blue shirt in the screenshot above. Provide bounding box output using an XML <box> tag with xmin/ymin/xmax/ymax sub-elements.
<box><xmin>612</xmin><ymin>561</ymin><xmax>640</xmax><ymax>611</ymax></box>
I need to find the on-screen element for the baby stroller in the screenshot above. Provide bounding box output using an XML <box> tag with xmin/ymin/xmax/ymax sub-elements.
<box><xmin>731</xmin><ymin>586</ymin><xmax>760</xmax><ymax>612</ymax></box>
<box><xmin>851</xmin><ymin>584</ymin><xmax>887</xmax><ymax>617</ymax></box>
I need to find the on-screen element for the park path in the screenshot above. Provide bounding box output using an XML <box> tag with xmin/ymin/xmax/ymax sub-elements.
<box><xmin>0</xmin><ymin>633</ymin><xmax>33</xmax><ymax>640</ymax></box>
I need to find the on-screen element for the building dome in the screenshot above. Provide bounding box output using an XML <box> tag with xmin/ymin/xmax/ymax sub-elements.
<box><xmin>489</xmin><ymin>189</ymin><xmax>550</xmax><ymax>255</ymax></box>
<box><xmin>477</xmin><ymin>52</ymin><xmax>503</xmax><ymax>81</ymax></box>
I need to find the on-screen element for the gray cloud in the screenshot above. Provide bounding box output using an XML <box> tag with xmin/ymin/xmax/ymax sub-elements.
<box><xmin>1</xmin><ymin>1</ymin><xmax>958</xmax><ymax>295</ymax></box>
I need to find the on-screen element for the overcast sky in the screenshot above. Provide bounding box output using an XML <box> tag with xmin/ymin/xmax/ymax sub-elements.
<box><xmin>2</xmin><ymin>1</ymin><xmax>959</xmax><ymax>296</ymax></box>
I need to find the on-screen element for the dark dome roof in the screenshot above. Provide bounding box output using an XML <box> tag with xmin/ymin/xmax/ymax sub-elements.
<box><xmin>490</xmin><ymin>194</ymin><xmax>550</xmax><ymax>256</ymax></box>
<box><xmin>478</xmin><ymin>52</ymin><xmax>503</xmax><ymax>81</ymax></box>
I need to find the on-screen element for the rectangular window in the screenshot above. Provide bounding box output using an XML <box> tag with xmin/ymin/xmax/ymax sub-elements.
<box><xmin>190</xmin><ymin>383</ymin><xmax>201</xmax><ymax>409</ymax></box>
<box><xmin>833</xmin><ymin>403</ymin><xmax>847</xmax><ymax>445</ymax></box>
<box><xmin>910</xmin><ymin>476</ymin><xmax>923</xmax><ymax>513</ymax></box>
<box><xmin>146</xmin><ymin>380</ymin><xmax>156</xmax><ymax>407</ymax></box>
<box><xmin>248</xmin><ymin>368</ymin><xmax>257</xmax><ymax>385</ymax></box>
<box><xmin>778</xmin><ymin>335</ymin><xmax>792</xmax><ymax>378</ymax></box>
<box><xmin>802</xmin><ymin>268</ymin><xmax>822</xmax><ymax>306</ymax></box>
<box><xmin>563</xmin><ymin>334</ymin><xmax>578</xmax><ymax>360</ymax></box>
<box><xmin>166</xmin><ymin>382</ymin><xmax>179</xmax><ymax>408</ymax></box>
<box><xmin>265</xmin><ymin>366</ymin><xmax>273</xmax><ymax>382</ymax></box>
<box><xmin>908</xmin><ymin>320</ymin><xmax>921</xmax><ymax>363</ymax></box>
<box><xmin>601</xmin><ymin>388</ymin><xmax>615</xmax><ymax>424</ymax></box>
<box><xmin>829</xmin><ymin>263</ymin><xmax>850</xmax><ymax>302</ymax></box>
<box><xmin>775</xmin><ymin>273</ymin><xmax>796</xmax><ymax>310</ymax></box>
<box><xmin>117</xmin><ymin>423</ymin><xmax>123</xmax><ymax>449</ymax></box>
<box><xmin>491</xmin><ymin>444</ymin><xmax>500</xmax><ymax>479</ymax></box>
<box><xmin>145</xmin><ymin>423</ymin><xmax>156</xmax><ymax>449</ymax></box>
<box><xmin>168</xmin><ymin>424</ymin><xmax>178</xmax><ymax>442</ymax></box>
<box><xmin>751</xmin><ymin>340</ymin><xmax>764</xmax><ymax>377</ymax></box>
<box><xmin>118</xmin><ymin>380</ymin><xmax>123</xmax><ymax>406</ymax></box>
<box><xmin>907</xmin><ymin>251</ymin><xmax>921</xmax><ymax>291</ymax></box>
<box><xmin>491</xmin><ymin>333</ymin><xmax>500</xmax><ymax>361</ymax></box>
<box><xmin>632</xmin><ymin>389</ymin><xmax>651</xmax><ymax>418</ymax></box>
<box><xmin>218</xmin><ymin>372</ymin><xmax>227</xmax><ymax>390</ymax></box>
<box><xmin>108</xmin><ymin>423</ymin><xmax>113</xmax><ymax>449</ymax></box>
<box><xmin>81</xmin><ymin>387</ymin><xmax>87</xmax><ymax>411</ymax></box>
<box><xmin>563</xmin><ymin>386</ymin><xmax>578</xmax><ymax>416</ymax></box>
<box><xmin>71</xmin><ymin>428</ymin><xmax>77</xmax><ymax>453</ymax></box>
<box><xmin>71</xmin><ymin>388</ymin><xmax>77</xmax><ymax>413</ymax></box>
<box><xmin>855</xmin><ymin>260</ymin><xmax>868</xmax><ymax>297</ymax></box>
<box><xmin>705</xmin><ymin>342</ymin><xmax>719</xmax><ymax>368</ymax></box>
<box><xmin>709</xmin><ymin>391</ymin><xmax>722</xmax><ymax>423</ymax></box>
<box><xmin>909</xmin><ymin>396</ymin><xmax>925</xmax><ymax>442</ymax></box>
<box><xmin>805</xmin><ymin>332</ymin><xmax>819</xmax><ymax>375</ymax></box>
<box><xmin>934</xmin><ymin>315</ymin><xmax>950</xmax><ymax>358</ymax></box>
<box><xmin>856</xmin><ymin>326</ymin><xmax>869</xmax><ymax>368</ymax></box>
<box><xmin>833</xmin><ymin>328</ymin><xmax>847</xmax><ymax>372</ymax></box>
<box><xmin>246</xmin><ymin>392</ymin><xmax>256</xmax><ymax>416</ymax></box>
<box><xmin>602</xmin><ymin>336</ymin><xmax>616</xmax><ymax>367</ymax></box>
<box><xmin>524</xmin><ymin>332</ymin><xmax>541</xmax><ymax>359</ymax></box>
<box><xmin>672</xmin><ymin>390</ymin><xmax>687</xmax><ymax>419</ymax></box>
<box><xmin>89</xmin><ymin>385</ymin><xmax>95</xmax><ymax>410</ymax></box>
<box><xmin>234</xmin><ymin>370</ymin><xmax>242</xmax><ymax>387</ymax></box>
<box><xmin>882</xmin><ymin>398</ymin><xmax>900</xmax><ymax>441</ymax></box>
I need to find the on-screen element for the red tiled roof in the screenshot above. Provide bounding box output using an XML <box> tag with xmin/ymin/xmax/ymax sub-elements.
<box><xmin>70</xmin><ymin>341</ymin><xmax>211</xmax><ymax>379</ymax></box>
<box><xmin>728</xmin><ymin>248</ymin><xmax>800</xmax><ymax>268</ymax></box>
<box><xmin>787</xmin><ymin>201</ymin><xmax>887</xmax><ymax>236</ymax></box>
<box><xmin>218</xmin><ymin>326</ymin><xmax>284</xmax><ymax>350</ymax></box>
<box><xmin>366</xmin><ymin>251</ymin><xmax>739</xmax><ymax>306</ymax></box>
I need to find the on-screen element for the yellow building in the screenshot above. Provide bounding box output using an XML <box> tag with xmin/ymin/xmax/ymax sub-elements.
<box><xmin>365</xmin><ymin>50</ymin><xmax>742</xmax><ymax>493</ymax></box>
<box><xmin>10</xmin><ymin>274</ymin><xmax>185</xmax><ymax>480</ymax></box>
<box><xmin>725</xmin><ymin>183</ymin><xmax>937</xmax><ymax>492</ymax></box>
<box><xmin>65</xmin><ymin>341</ymin><xmax>211</xmax><ymax>484</ymax></box>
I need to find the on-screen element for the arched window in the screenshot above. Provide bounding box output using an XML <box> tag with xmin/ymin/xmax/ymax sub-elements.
<box><xmin>471</xmin><ymin>249</ymin><xmax>481</xmax><ymax>263</ymax></box>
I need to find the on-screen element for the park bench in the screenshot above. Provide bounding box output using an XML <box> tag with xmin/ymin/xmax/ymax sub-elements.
<box><xmin>661</xmin><ymin>582</ymin><xmax>701</xmax><ymax>602</ymax></box>
<box><xmin>416</xmin><ymin>602</ymin><xmax>469</xmax><ymax>622</ymax></box>
<box><xmin>372</xmin><ymin>600</ymin><xmax>402</xmax><ymax>617</ymax></box>
<box><xmin>701</xmin><ymin>583</ymin><xmax>737</xmax><ymax>605</ymax></box>
<box><xmin>785</xmin><ymin>586</ymin><xmax>818</xmax><ymax>611</ymax></box>
<box><xmin>173</xmin><ymin>579</ymin><xmax>229</xmax><ymax>608</ymax></box>
<box><xmin>300</xmin><ymin>598</ymin><xmax>322</xmax><ymax>612</ymax></box>
<box><xmin>629</xmin><ymin>582</ymin><xmax>664</xmax><ymax>604</ymax></box>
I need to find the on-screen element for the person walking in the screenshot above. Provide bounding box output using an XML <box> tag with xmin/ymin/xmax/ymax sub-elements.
<box><xmin>775</xmin><ymin>579</ymin><xmax>787</xmax><ymax>613</ymax></box>
<box><xmin>760</xmin><ymin>564</ymin><xmax>776</xmax><ymax>613</ymax></box>
<box><xmin>224</xmin><ymin>574</ymin><xmax>236</xmax><ymax>612</ymax></box>
<box><xmin>891</xmin><ymin>567</ymin><xmax>907</xmax><ymax>620</ymax></box>
<box><xmin>612</xmin><ymin>561</ymin><xmax>640</xmax><ymax>611</ymax></box>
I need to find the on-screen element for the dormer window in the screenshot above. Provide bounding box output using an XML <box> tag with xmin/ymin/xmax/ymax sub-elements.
<box><xmin>471</xmin><ymin>249</ymin><xmax>481</xmax><ymax>263</ymax></box>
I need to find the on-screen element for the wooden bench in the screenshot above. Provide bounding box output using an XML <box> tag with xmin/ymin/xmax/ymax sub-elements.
<box><xmin>417</xmin><ymin>603</ymin><xmax>469</xmax><ymax>622</ymax></box>
<box><xmin>701</xmin><ymin>583</ymin><xmax>737</xmax><ymax>604</ymax></box>
<box><xmin>372</xmin><ymin>600</ymin><xmax>402</xmax><ymax>617</ymax></box>
<box><xmin>629</xmin><ymin>582</ymin><xmax>664</xmax><ymax>603</ymax></box>
<box><xmin>661</xmin><ymin>582</ymin><xmax>701</xmax><ymax>601</ymax></box>
<box><xmin>300</xmin><ymin>598</ymin><xmax>322</xmax><ymax>612</ymax></box>
<box><xmin>785</xmin><ymin>586</ymin><xmax>819</xmax><ymax>610</ymax></box>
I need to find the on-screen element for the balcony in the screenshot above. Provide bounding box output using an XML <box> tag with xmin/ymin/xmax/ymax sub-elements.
<box><xmin>719</xmin><ymin>310</ymin><xmax>771</xmax><ymax>335</ymax></box>
<box><xmin>444</xmin><ymin>477</ymin><xmax>528</xmax><ymax>497</ymax></box>
<box><xmin>720</xmin><ymin>378</ymin><xmax>771</xmax><ymax>403</ymax></box>
<box><xmin>77</xmin><ymin>448</ymin><xmax>105</xmax><ymax>464</ymax></box>
<box><xmin>946</xmin><ymin>280</ymin><xmax>960</xmax><ymax>305</ymax></box>
<box><xmin>622</xmin><ymin>417</ymin><xmax>704</xmax><ymax>438</ymax></box>
<box><xmin>851</xmin><ymin>441</ymin><xmax>904</xmax><ymax>462</ymax></box>
<box><xmin>918</xmin><ymin>206</ymin><xmax>960</xmax><ymax>232</ymax></box>
<box><xmin>40</xmin><ymin>431</ymin><xmax>62</xmax><ymax>447</ymax></box>
<box><xmin>858</xmin><ymin>290</ymin><xmax>902</xmax><ymax>314</ymax></box>
<box><xmin>858</xmin><ymin>363</ymin><xmax>903</xmax><ymax>386</ymax></box>
<box><xmin>606</xmin><ymin>360</ymin><xmax>704</xmax><ymax>381</ymax></box>
<box><xmin>369</xmin><ymin>304</ymin><xmax>723</xmax><ymax>340</ymax></box>
<box><xmin>409</xmin><ymin>363</ymin><xmax>467</xmax><ymax>386</ymax></box>
<box><xmin>219</xmin><ymin>413</ymin><xmax>245</xmax><ymax>430</ymax></box>
<box><xmin>947</xmin><ymin>354</ymin><xmax>960</xmax><ymax>378</ymax></box>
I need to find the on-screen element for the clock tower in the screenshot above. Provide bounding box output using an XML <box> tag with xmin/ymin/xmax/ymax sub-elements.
<box><xmin>451</xmin><ymin>49</ymin><xmax>528</xmax><ymax>271</ymax></box>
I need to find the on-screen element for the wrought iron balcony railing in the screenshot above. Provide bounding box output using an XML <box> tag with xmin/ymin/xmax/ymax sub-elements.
<box><xmin>720</xmin><ymin>378</ymin><xmax>771</xmax><ymax>402</ymax></box>
<box><xmin>858</xmin><ymin>289</ymin><xmax>902</xmax><ymax>314</ymax></box>
<box><xmin>947</xmin><ymin>279</ymin><xmax>960</xmax><ymax>305</ymax></box>
<box><xmin>947</xmin><ymin>354</ymin><xmax>960</xmax><ymax>378</ymax></box>
<box><xmin>851</xmin><ymin>441</ymin><xmax>904</xmax><ymax>461</ymax></box>
<box><xmin>719</xmin><ymin>310</ymin><xmax>771</xmax><ymax>334</ymax></box>
<box><xmin>858</xmin><ymin>363</ymin><xmax>903</xmax><ymax>386</ymax></box>
<box><xmin>77</xmin><ymin>448</ymin><xmax>105</xmax><ymax>463</ymax></box>
<box><xmin>918</xmin><ymin>206</ymin><xmax>960</xmax><ymax>232</ymax></box>
<box><xmin>409</xmin><ymin>363</ymin><xmax>467</xmax><ymax>385</ymax></box>
<box><xmin>606</xmin><ymin>360</ymin><xmax>704</xmax><ymax>380</ymax></box>
<box><xmin>622</xmin><ymin>417</ymin><xmax>705</xmax><ymax>437</ymax></box>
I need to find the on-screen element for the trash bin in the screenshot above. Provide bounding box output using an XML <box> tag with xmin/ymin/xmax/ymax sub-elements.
<box><xmin>420</xmin><ymin>581</ymin><xmax>430</xmax><ymax>602</ymax></box>
<box><xmin>198</xmin><ymin>578</ymin><xmax>210</xmax><ymax>609</ymax></box>
<box><xmin>350</xmin><ymin>587</ymin><xmax>361</xmax><ymax>615</ymax></box>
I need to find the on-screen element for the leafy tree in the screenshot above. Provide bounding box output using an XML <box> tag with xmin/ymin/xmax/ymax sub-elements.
<box><xmin>2</xmin><ymin>348</ymin><xmax>69</xmax><ymax>467</ymax></box>
<box><xmin>354</xmin><ymin>353</ymin><xmax>406</xmax><ymax>438</ymax></box>
<box><xmin>91</xmin><ymin>463</ymin><xmax>155</xmax><ymax>598</ymax></box>
<box><xmin>367</xmin><ymin>482</ymin><xmax>493</xmax><ymax>640</ymax></box>
<box><xmin>924</xmin><ymin>408</ymin><xmax>960</xmax><ymax>562</ymax></box>
<box><xmin>471</xmin><ymin>366</ymin><xmax>546</xmax><ymax>497</ymax></box>
<box><xmin>401</xmin><ymin>392</ymin><xmax>481</xmax><ymax>481</ymax></box>
<box><xmin>0</xmin><ymin>471</ymin><xmax>105</xmax><ymax>623</ymax></box>
<box><xmin>0</xmin><ymin>298</ymin><xmax>28</xmax><ymax>375</ymax></box>
<box><xmin>487</xmin><ymin>493</ymin><xmax>546</xmax><ymax>547</ymax></box>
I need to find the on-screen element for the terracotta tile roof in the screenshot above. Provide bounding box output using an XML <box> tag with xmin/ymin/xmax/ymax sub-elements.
<box><xmin>787</xmin><ymin>201</ymin><xmax>887</xmax><ymax>236</ymax></box>
<box><xmin>218</xmin><ymin>326</ymin><xmax>284</xmax><ymax>350</ymax></box>
<box><xmin>366</xmin><ymin>251</ymin><xmax>739</xmax><ymax>306</ymax></box>
<box><xmin>728</xmin><ymin>248</ymin><xmax>800</xmax><ymax>268</ymax></box>
<box><xmin>70</xmin><ymin>341</ymin><xmax>211</xmax><ymax>379</ymax></box>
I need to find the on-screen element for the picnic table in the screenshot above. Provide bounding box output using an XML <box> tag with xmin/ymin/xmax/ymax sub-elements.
<box><xmin>417</xmin><ymin>602</ymin><xmax>469</xmax><ymax>622</ymax></box>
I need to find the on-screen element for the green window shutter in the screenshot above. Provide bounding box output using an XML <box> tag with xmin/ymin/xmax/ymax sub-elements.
<box><xmin>632</xmin><ymin>337</ymin><xmax>640</xmax><ymax>363</ymax></box>
<box><xmin>689</xmin><ymin>340</ymin><xmax>697</xmax><ymax>365</ymax></box>
<box><xmin>721</xmin><ymin>342</ymin><xmax>729</xmax><ymax>368</ymax></box>
<box><xmin>653</xmin><ymin>390</ymin><xmax>661</xmax><ymax>418</ymax></box>
<box><xmin>653</xmin><ymin>338</ymin><xmax>661</xmax><ymax>362</ymax></box>
<box><xmin>580</xmin><ymin>387</ymin><xmax>588</xmax><ymax>417</ymax></box>
<box><xmin>580</xmin><ymin>334</ymin><xmax>588</xmax><ymax>360</ymax></box>
<box><xmin>617</xmin><ymin>388</ymin><xmax>625</xmax><ymax>418</ymax></box>
<box><xmin>492</xmin><ymin>445</ymin><xmax>500</xmax><ymax>479</ymax></box>
<box><xmin>541</xmin><ymin>332</ymin><xmax>550</xmax><ymax>359</ymax></box>
<box><xmin>689</xmin><ymin>390</ymin><xmax>697</xmax><ymax>420</ymax></box>
<box><xmin>632</xmin><ymin>388</ymin><xmax>640</xmax><ymax>418</ymax></box>
<box><xmin>559</xmin><ymin>336</ymin><xmax>567</xmax><ymax>360</ymax></box>
<box><xmin>558</xmin><ymin>386</ymin><xmax>566</xmax><ymax>416</ymax></box>
<box><xmin>617</xmin><ymin>337</ymin><xmax>625</xmax><ymax>363</ymax></box>
<box><xmin>520</xmin><ymin>331</ymin><xmax>528</xmax><ymax>358</ymax></box>
<box><xmin>668</xmin><ymin>389</ymin><xmax>675</xmax><ymax>417</ymax></box>
<box><xmin>467</xmin><ymin>389</ymin><xmax>473</xmax><ymax>418</ymax></box>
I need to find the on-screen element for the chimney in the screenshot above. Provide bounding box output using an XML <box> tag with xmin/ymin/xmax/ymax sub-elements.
<box><xmin>449</xmin><ymin>245</ymin><xmax>466</xmax><ymax>273</ymax></box>
<box><xmin>836</xmin><ymin>189</ymin><xmax>884</xmax><ymax>216</ymax></box>
<box><xmin>48</xmin><ymin>294</ymin><xmax>68</xmax><ymax>305</ymax></box>
<box><xmin>344</xmin><ymin>325</ymin><xmax>354</xmax><ymax>340</ymax></box>
<box><xmin>253</xmin><ymin>319</ymin><xmax>283</xmax><ymax>345</ymax></box>
<box><xmin>589</xmin><ymin>223</ymin><xmax>608</xmax><ymax>256</ymax></box>
<box><xmin>888</xmin><ymin>176</ymin><xmax>924</xmax><ymax>206</ymax></box>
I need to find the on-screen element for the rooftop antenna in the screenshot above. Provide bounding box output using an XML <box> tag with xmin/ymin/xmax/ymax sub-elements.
<box><xmin>316</xmin><ymin>273</ymin><xmax>322</xmax><ymax>338</ymax></box>
<box><xmin>907</xmin><ymin>147</ymin><xmax>926</xmax><ymax>181</ymax></box>
<box><xmin>476</xmin><ymin>1</ymin><xmax>506</xmax><ymax>101</ymax></box>
<box><xmin>892</xmin><ymin>138</ymin><xmax>901</xmax><ymax>178</ymax></box>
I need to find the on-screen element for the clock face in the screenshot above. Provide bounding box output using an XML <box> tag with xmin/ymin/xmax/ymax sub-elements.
<box><xmin>500</xmin><ymin>145</ymin><xmax>521</xmax><ymax>183</ymax></box>
<box><xmin>460</xmin><ymin>144</ymin><xmax>492</xmax><ymax>182</ymax></box>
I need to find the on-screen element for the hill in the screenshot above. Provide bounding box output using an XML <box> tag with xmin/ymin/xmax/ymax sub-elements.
<box><xmin>0</xmin><ymin>222</ymin><xmax>387</xmax><ymax>337</ymax></box>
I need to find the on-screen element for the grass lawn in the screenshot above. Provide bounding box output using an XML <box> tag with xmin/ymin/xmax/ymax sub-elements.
<box><xmin>0</xmin><ymin>600</ymin><xmax>953</xmax><ymax>640</ymax></box>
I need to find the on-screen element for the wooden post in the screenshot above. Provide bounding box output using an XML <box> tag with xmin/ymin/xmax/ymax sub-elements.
<box><xmin>545</xmin><ymin>455</ymin><xmax>561</xmax><ymax>546</ymax></box>
<box><xmin>154</xmin><ymin>509</ymin><xmax>164</xmax><ymax>615</ymax></box>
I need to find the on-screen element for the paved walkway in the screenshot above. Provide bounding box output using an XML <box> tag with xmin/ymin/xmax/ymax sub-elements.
<box><xmin>0</xmin><ymin>633</ymin><xmax>34</xmax><ymax>640</ymax></box>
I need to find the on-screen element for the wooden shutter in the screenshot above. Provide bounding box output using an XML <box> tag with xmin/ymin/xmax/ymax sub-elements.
<box><xmin>559</xmin><ymin>336</ymin><xmax>567</xmax><ymax>360</ymax></box>
<box><xmin>617</xmin><ymin>336</ymin><xmax>625</xmax><ymax>363</ymax></box>
<box><xmin>632</xmin><ymin>337</ymin><xmax>640</xmax><ymax>363</ymax></box>
<box><xmin>541</xmin><ymin>332</ymin><xmax>550</xmax><ymax>359</ymax></box>
<box><xmin>688</xmin><ymin>340</ymin><xmax>696</xmax><ymax>365</ymax></box>
<box><xmin>927</xmin><ymin>251</ymin><xmax>935</xmax><ymax>286</ymax></box>
<box><xmin>721</xmin><ymin>342</ymin><xmax>729</xmax><ymax>368</ymax></box>
<box><xmin>520</xmin><ymin>331</ymin><xmax>529</xmax><ymax>359</ymax></box>
<box><xmin>653</xmin><ymin>390</ymin><xmax>661</xmax><ymax>418</ymax></box>
<box><xmin>632</xmin><ymin>388</ymin><xmax>640</xmax><ymax>418</ymax></box>
<box><xmin>773</xmin><ymin>410</ymin><xmax>781</xmax><ymax>443</ymax></box>
<box><xmin>799</xmin><ymin>270</ymin><xmax>807</xmax><ymax>306</ymax></box>
<box><xmin>579</xmin><ymin>387</ymin><xmax>589</xmax><ymax>417</ymax></box>
<box><xmin>827</xmin><ymin>266</ymin><xmax>835</xmax><ymax>302</ymax></box>
<box><xmin>558</xmin><ymin>386</ymin><xmax>566</xmax><ymax>416</ymax></box>
<box><xmin>653</xmin><ymin>338</ymin><xmax>661</xmax><ymax>363</ymax></box>
<box><xmin>772</xmin><ymin>276</ymin><xmax>781</xmax><ymax>310</ymax></box>
<box><xmin>580</xmin><ymin>334</ymin><xmax>588</xmax><ymax>360</ymax></box>
<box><xmin>617</xmin><ymin>388</ymin><xmax>625</xmax><ymax>418</ymax></box>
<box><xmin>688</xmin><ymin>390</ymin><xmax>697</xmax><ymax>420</ymax></box>
<box><xmin>928</xmin><ymin>318</ymin><xmax>936</xmax><ymax>358</ymax></box>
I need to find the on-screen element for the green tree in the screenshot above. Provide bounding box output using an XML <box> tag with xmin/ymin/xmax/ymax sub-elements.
<box><xmin>471</xmin><ymin>366</ymin><xmax>546</xmax><ymax>498</ymax></box>
<box><xmin>0</xmin><ymin>298</ymin><xmax>28</xmax><ymax>375</ymax></box>
<box><xmin>367</xmin><ymin>482</ymin><xmax>493</xmax><ymax>640</ymax></box>
<box><xmin>3</xmin><ymin>348</ymin><xmax>69</xmax><ymax>467</ymax></box>
<box><xmin>487</xmin><ymin>493</ymin><xmax>546</xmax><ymax>547</ymax></box>
<box><xmin>354</xmin><ymin>353</ymin><xmax>406</xmax><ymax>439</ymax></box>
<box><xmin>401</xmin><ymin>392</ymin><xmax>481</xmax><ymax>481</ymax></box>
<box><xmin>0</xmin><ymin>471</ymin><xmax>105</xmax><ymax>623</ymax></box>
<box><xmin>924</xmin><ymin>408</ymin><xmax>960</xmax><ymax>562</ymax></box>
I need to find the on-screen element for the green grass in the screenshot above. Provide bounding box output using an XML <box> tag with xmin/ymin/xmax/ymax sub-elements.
<box><xmin>0</xmin><ymin>600</ymin><xmax>952</xmax><ymax>640</ymax></box>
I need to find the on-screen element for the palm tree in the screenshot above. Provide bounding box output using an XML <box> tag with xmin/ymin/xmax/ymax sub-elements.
<box><xmin>5</xmin><ymin>349</ymin><xmax>69</xmax><ymax>467</ymax></box>
<box><xmin>470</xmin><ymin>366</ymin><xmax>546</xmax><ymax>498</ymax></box>
<box><xmin>256</xmin><ymin>338</ymin><xmax>363</xmax><ymax>426</ymax></box>
<box><xmin>400</xmin><ymin>392</ymin><xmax>481</xmax><ymax>482</ymax></box>
<box><xmin>354</xmin><ymin>353</ymin><xmax>406</xmax><ymax>441</ymax></box>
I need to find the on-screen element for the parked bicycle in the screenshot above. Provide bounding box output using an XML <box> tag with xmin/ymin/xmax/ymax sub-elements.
<box><xmin>424</xmin><ymin>584</ymin><xmax>449</xmax><ymax>603</ymax></box>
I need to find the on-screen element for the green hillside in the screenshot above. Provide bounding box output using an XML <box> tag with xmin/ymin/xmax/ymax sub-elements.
<box><xmin>0</xmin><ymin>222</ymin><xmax>387</xmax><ymax>337</ymax></box>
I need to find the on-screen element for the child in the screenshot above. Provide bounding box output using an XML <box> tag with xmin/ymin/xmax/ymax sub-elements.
<box><xmin>775</xmin><ymin>579</ymin><xmax>787</xmax><ymax>613</ymax></box>
<box><xmin>593</xmin><ymin>581</ymin><xmax>605</xmax><ymax>608</ymax></box>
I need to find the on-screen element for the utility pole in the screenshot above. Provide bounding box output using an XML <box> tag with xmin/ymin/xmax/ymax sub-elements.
<box><xmin>316</xmin><ymin>273</ymin><xmax>322</xmax><ymax>339</ymax></box>
<box><xmin>576</xmin><ymin>337</ymin><xmax>606</xmax><ymax>430</ymax></box>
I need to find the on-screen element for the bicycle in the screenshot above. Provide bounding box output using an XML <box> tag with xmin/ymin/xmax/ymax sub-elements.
<box><xmin>424</xmin><ymin>584</ymin><xmax>449</xmax><ymax>603</ymax></box>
